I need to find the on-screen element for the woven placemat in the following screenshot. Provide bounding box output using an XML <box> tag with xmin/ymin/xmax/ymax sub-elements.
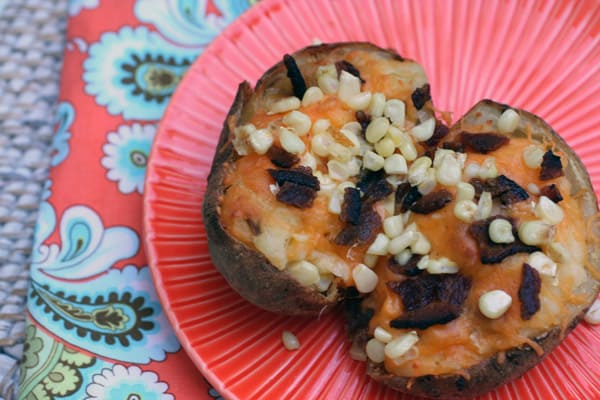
<box><xmin>0</xmin><ymin>0</ymin><xmax>67</xmax><ymax>398</ymax></box>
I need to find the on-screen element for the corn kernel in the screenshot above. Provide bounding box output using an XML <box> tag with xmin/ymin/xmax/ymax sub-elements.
<box><xmin>352</xmin><ymin>263</ymin><xmax>379</xmax><ymax>293</ymax></box>
<box><xmin>418</xmin><ymin>168</ymin><xmax>437</xmax><ymax>195</ymax></box>
<box><xmin>384</xmin><ymin>331</ymin><xmax>419</xmax><ymax>359</ymax></box>
<box><xmin>548</xmin><ymin>242</ymin><xmax>570</xmax><ymax>263</ymax></box>
<box><xmin>522</xmin><ymin>145</ymin><xmax>545</xmax><ymax>169</ymax></box>
<box><xmin>454</xmin><ymin>200</ymin><xmax>478</xmax><ymax>223</ymax></box>
<box><xmin>417</xmin><ymin>255</ymin><xmax>429</xmax><ymax>270</ymax></box>
<box><xmin>279</xmin><ymin>127</ymin><xmax>305</xmax><ymax>154</ymax></box>
<box><xmin>248</xmin><ymin>128</ymin><xmax>274</xmax><ymax>155</ymax></box>
<box><xmin>384</xmin><ymin>154</ymin><xmax>408</xmax><ymax>176</ymax></box>
<box><xmin>456</xmin><ymin>182</ymin><xmax>475</xmax><ymax>201</ymax></box>
<box><xmin>497</xmin><ymin>108</ymin><xmax>520</xmax><ymax>134</ymax></box>
<box><xmin>374</xmin><ymin>327</ymin><xmax>393</xmax><ymax>344</ymax></box>
<box><xmin>479</xmin><ymin>157</ymin><xmax>498</xmax><ymax>179</ymax></box>
<box><xmin>383</xmin><ymin>215</ymin><xmax>404</xmax><ymax>238</ymax></box>
<box><xmin>364</xmin><ymin>254</ymin><xmax>379</xmax><ymax>268</ymax></box>
<box><xmin>488</xmin><ymin>219</ymin><xmax>515</xmax><ymax>244</ymax></box>
<box><xmin>302</xmin><ymin>86</ymin><xmax>324</xmax><ymax>107</ymax></box>
<box><xmin>327</xmin><ymin>159</ymin><xmax>352</xmax><ymax>181</ymax></box>
<box><xmin>527</xmin><ymin>251</ymin><xmax>557</xmax><ymax>277</ymax></box>
<box><xmin>345</xmin><ymin>91</ymin><xmax>372</xmax><ymax>111</ymax></box>
<box><xmin>268</xmin><ymin>96</ymin><xmax>301</xmax><ymax>115</ymax></box>
<box><xmin>366</xmin><ymin>117</ymin><xmax>390</xmax><ymax>144</ymax></box>
<box><xmin>394</xmin><ymin>249</ymin><xmax>413</xmax><ymax>265</ymax></box>
<box><xmin>527</xmin><ymin>183</ymin><xmax>540</xmax><ymax>195</ymax></box>
<box><xmin>368</xmin><ymin>92</ymin><xmax>386</xmax><ymax>117</ymax></box>
<box><xmin>375</xmin><ymin>137</ymin><xmax>396</xmax><ymax>157</ymax></box>
<box><xmin>328</xmin><ymin>191</ymin><xmax>343</xmax><ymax>214</ymax></box>
<box><xmin>384</xmin><ymin>99</ymin><xmax>406</xmax><ymax>128</ymax></box>
<box><xmin>408</xmin><ymin>156</ymin><xmax>432</xmax><ymax>186</ymax></box>
<box><xmin>316</xmin><ymin>65</ymin><xmax>339</xmax><ymax>94</ymax></box>
<box><xmin>388</xmin><ymin>230</ymin><xmax>417</xmax><ymax>255</ymax></box>
<box><xmin>433</xmin><ymin>148</ymin><xmax>455</xmax><ymax>168</ymax></box>
<box><xmin>367</xmin><ymin>233</ymin><xmax>390</xmax><ymax>256</ymax></box>
<box><xmin>535</xmin><ymin>196</ymin><xmax>564</xmax><ymax>225</ymax></box>
<box><xmin>363</xmin><ymin>150</ymin><xmax>385</xmax><ymax>171</ymax></box>
<box><xmin>478</xmin><ymin>290</ymin><xmax>512</xmax><ymax>319</ymax></box>
<box><xmin>411</xmin><ymin>118</ymin><xmax>436</xmax><ymax>142</ymax></box>
<box><xmin>464</xmin><ymin>162</ymin><xmax>481</xmax><ymax>179</ymax></box>
<box><xmin>282</xmin><ymin>330</ymin><xmax>300</xmax><ymax>350</ymax></box>
<box><xmin>518</xmin><ymin>220</ymin><xmax>554</xmax><ymax>245</ymax></box>
<box><xmin>411</xmin><ymin>232</ymin><xmax>431</xmax><ymax>255</ymax></box>
<box><xmin>584</xmin><ymin>299</ymin><xmax>600</xmax><ymax>324</ymax></box>
<box><xmin>315</xmin><ymin>275</ymin><xmax>333</xmax><ymax>292</ymax></box>
<box><xmin>312</xmin><ymin>118</ymin><xmax>331</xmax><ymax>135</ymax></box>
<box><xmin>300</xmin><ymin>152</ymin><xmax>317</xmax><ymax>170</ymax></box>
<box><xmin>311</xmin><ymin>133</ymin><xmax>333</xmax><ymax>157</ymax></box>
<box><xmin>436</xmin><ymin>154</ymin><xmax>462</xmax><ymax>186</ymax></box>
<box><xmin>338</xmin><ymin>70</ymin><xmax>361</xmax><ymax>102</ymax></box>
<box><xmin>232</xmin><ymin>123</ymin><xmax>256</xmax><ymax>155</ymax></box>
<box><xmin>283</xmin><ymin>110</ymin><xmax>312</xmax><ymax>136</ymax></box>
<box><xmin>427</xmin><ymin>258</ymin><xmax>459</xmax><ymax>274</ymax></box>
<box><xmin>287</xmin><ymin>260</ymin><xmax>320</xmax><ymax>286</ymax></box>
<box><xmin>475</xmin><ymin>192</ymin><xmax>493</xmax><ymax>220</ymax></box>
<box><xmin>329</xmin><ymin>143</ymin><xmax>352</xmax><ymax>162</ymax></box>
<box><xmin>366</xmin><ymin>338</ymin><xmax>386</xmax><ymax>363</ymax></box>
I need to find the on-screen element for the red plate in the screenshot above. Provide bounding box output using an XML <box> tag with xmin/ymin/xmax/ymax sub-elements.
<box><xmin>143</xmin><ymin>0</ymin><xmax>600</xmax><ymax>399</ymax></box>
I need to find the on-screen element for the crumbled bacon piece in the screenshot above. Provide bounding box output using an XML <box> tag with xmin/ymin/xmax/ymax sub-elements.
<box><xmin>355</xmin><ymin>111</ymin><xmax>371</xmax><ymax>133</ymax></box>
<box><xmin>470</xmin><ymin>175</ymin><xmax>529</xmax><ymax>205</ymax></box>
<box><xmin>424</xmin><ymin>121</ymin><xmax>450</xmax><ymax>147</ymax></box>
<box><xmin>540</xmin><ymin>184</ymin><xmax>563</xmax><ymax>203</ymax></box>
<box><xmin>388</xmin><ymin>255</ymin><xmax>423</xmax><ymax>277</ymax></box>
<box><xmin>357</xmin><ymin>170</ymin><xmax>393</xmax><ymax>202</ymax></box>
<box><xmin>335</xmin><ymin>60</ymin><xmax>364</xmax><ymax>83</ymax></box>
<box><xmin>276</xmin><ymin>181</ymin><xmax>317</xmax><ymax>208</ymax></box>
<box><xmin>519</xmin><ymin>263</ymin><xmax>541</xmax><ymax>320</ymax></box>
<box><xmin>411</xmin><ymin>84</ymin><xmax>431</xmax><ymax>110</ymax></box>
<box><xmin>394</xmin><ymin>182</ymin><xmax>411</xmax><ymax>214</ymax></box>
<box><xmin>388</xmin><ymin>273</ymin><xmax>471</xmax><ymax>329</ymax></box>
<box><xmin>399</xmin><ymin>185</ymin><xmax>423</xmax><ymax>213</ymax></box>
<box><xmin>340</xmin><ymin>187</ymin><xmax>361</xmax><ymax>225</ymax></box>
<box><xmin>267</xmin><ymin>145</ymin><xmax>299</xmax><ymax>168</ymax></box>
<box><xmin>442</xmin><ymin>141</ymin><xmax>465</xmax><ymax>153</ymax></box>
<box><xmin>334</xmin><ymin>205</ymin><xmax>382</xmax><ymax>246</ymax></box>
<box><xmin>540</xmin><ymin>150</ymin><xmax>564</xmax><ymax>180</ymax></box>
<box><xmin>268</xmin><ymin>166</ymin><xmax>319</xmax><ymax>190</ymax></box>
<box><xmin>459</xmin><ymin>132</ymin><xmax>509</xmax><ymax>154</ymax></box>
<box><xmin>283</xmin><ymin>54</ymin><xmax>307</xmax><ymax>99</ymax></box>
<box><xmin>410</xmin><ymin>189</ymin><xmax>453</xmax><ymax>214</ymax></box>
<box><xmin>468</xmin><ymin>216</ymin><xmax>540</xmax><ymax>264</ymax></box>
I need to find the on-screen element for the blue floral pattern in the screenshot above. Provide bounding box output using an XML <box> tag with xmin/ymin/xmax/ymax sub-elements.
<box><xmin>51</xmin><ymin>102</ymin><xmax>74</xmax><ymax>167</ymax></box>
<box><xmin>101</xmin><ymin>123</ymin><xmax>156</xmax><ymax>195</ymax></box>
<box><xmin>85</xmin><ymin>364</ymin><xmax>174</xmax><ymax>400</ymax></box>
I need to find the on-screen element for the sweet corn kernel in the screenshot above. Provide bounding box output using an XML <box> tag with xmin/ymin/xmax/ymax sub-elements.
<box><xmin>522</xmin><ymin>145</ymin><xmax>545</xmax><ymax>169</ymax></box>
<box><xmin>352</xmin><ymin>263</ymin><xmax>379</xmax><ymax>293</ymax></box>
<box><xmin>433</xmin><ymin>148</ymin><xmax>455</xmax><ymax>168</ymax></box>
<box><xmin>478</xmin><ymin>290</ymin><xmax>512</xmax><ymax>319</ymax></box>
<box><xmin>418</xmin><ymin>168</ymin><xmax>437</xmax><ymax>195</ymax></box>
<box><xmin>316</xmin><ymin>65</ymin><xmax>339</xmax><ymax>94</ymax></box>
<box><xmin>479</xmin><ymin>157</ymin><xmax>498</xmax><ymax>179</ymax></box>
<box><xmin>327</xmin><ymin>159</ymin><xmax>351</xmax><ymax>181</ymax></box>
<box><xmin>312</xmin><ymin>118</ymin><xmax>331</xmax><ymax>135</ymax></box>
<box><xmin>329</xmin><ymin>143</ymin><xmax>353</xmax><ymax>162</ymax></box>
<box><xmin>384</xmin><ymin>154</ymin><xmax>408</xmax><ymax>176</ymax></box>
<box><xmin>300</xmin><ymin>152</ymin><xmax>317</xmax><ymax>170</ymax></box>
<box><xmin>388</xmin><ymin>230</ymin><xmax>417</xmax><ymax>255</ymax></box>
<box><xmin>488</xmin><ymin>218</ymin><xmax>515</xmax><ymax>244</ymax></box>
<box><xmin>383</xmin><ymin>215</ymin><xmax>404</xmax><ymax>238</ymax></box>
<box><xmin>436</xmin><ymin>154</ymin><xmax>462</xmax><ymax>186</ymax></box>
<box><xmin>368</xmin><ymin>92</ymin><xmax>386</xmax><ymax>117</ymax></box>
<box><xmin>367</xmin><ymin>233</ymin><xmax>390</xmax><ymax>256</ymax></box>
<box><xmin>417</xmin><ymin>255</ymin><xmax>430</xmax><ymax>270</ymax></box>
<box><xmin>328</xmin><ymin>191</ymin><xmax>343</xmax><ymax>214</ymax></box>
<box><xmin>338</xmin><ymin>70</ymin><xmax>361</xmax><ymax>102</ymax></box>
<box><xmin>315</xmin><ymin>275</ymin><xmax>333</xmax><ymax>292</ymax></box>
<box><xmin>366</xmin><ymin>338</ymin><xmax>386</xmax><ymax>363</ymax></box>
<box><xmin>279</xmin><ymin>127</ymin><xmax>305</xmax><ymax>154</ymax></box>
<box><xmin>408</xmin><ymin>156</ymin><xmax>432</xmax><ymax>186</ymax></box>
<box><xmin>302</xmin><ymin>86</ymin><xmax>324</xmax><ymax>107</ymax></box>
<box><xmin>411</xmin><ymin>118</ymin><xmax>436</xmax><ymax>142</ymax></box>
<box><xmin>233</xmin><ymin>123</ymin><xmax>256</xmax><ymax>155</ymax></box>
<box><xmin>364</xmin><ymin>254</ymin><xmax>379</xmax><ymax>268</ymax></box>
<box><xmin>363</xmin><ymin>150</ymin><xmax>385</xmax><ymax>171</ymax></box>
<box><xmin>382</xmin><ymin>193</ymin><xmax>396</xmax><ymax>216</ymax></box>
<box><xmin>394</xmin><ymin>249</ymin><xmax>413</xmax><ymax>265</ymax></box>
<box><xmin>283</xmin><ymin>110</ymin><xmax>312</xmax><ymax>136</ymax></box>
<box><xmin>535</xmin><ymin>196</ymin><xmax>564</xmax><ymax>225</ymax></box>
<box><xmin>427</xmin><ymin>258</ymin><xmax>459</xmax><ymax>274</ymax></box>
<box><xmin>518</xmin><ymin>220</ymin><xmax>554</xmax><ymax>245</ymax></box>
<box><xmin>282</xmin><ymin>330</ymin><xmax>300</xmax><ymax>350</ymax></box>
<box><xmin>375</xmin><ymin>137</ymin><xmax>396</xmax><ymax>158</ymax></box>
<box><xmin>346</xmin><ymin>91</ymin><xmax>372</xmax><ymax>111</ymax></box>
<box><xmin>268</xmin><ymin>96</ymin><xmax>301</xmax><ymax>115</ymax></box>
<box><xmin>340</xmin><ymin>122</ymin><xmax>362</xmax><ymax>153</ymax></box>
<box><xmin>384</xmin><ymin>331</ymin><xmax>419</xmax><ymax>359</ymax></box>
<box><xmin>248</xmin><ymin>128</ymin><xmax>274</xmax><ymax>155</ymax></box>
<box><xmin>287</xmin><ymin>260</ymin><xmax>320</xmax><ymax>286</ymax></box>
<box><xmin>497</xmin><ymin>108</ymin><xmax>520</xmax><ymax>134</ymax></box>
<box><xmin>584</xmin><ymin>299</ymin><xmax>600</xmax><ymax>324</ymax></box>
<box><xmin>456</xmin><ymin>182</ymin><xmax>475</xmax><ymax>201</ymax></box>
<box><xmin>475</xmin><ymin>192</ymin><xmax>493</xmax><ymax>220</ymax></box>
<box><xmin>454</xmin><ymin>200</ymin><xmax>478</xmax><ymax>223</ymax></box>
<box><xmin>384</xmin><ymin>99</ymin><xmax>406</xmax><ymax>128</ymax></box>
<box><xmin>366</xmin><ymin>117</ymin><xmax>391</xmax><ymax>144</ymax></box>
<box><xmin>527</xmin><ymin>183</ymin><xmax>540</xmax><ymax>195</ymax></box>
<box><xmin>464</xmin><ymin>162</ymin><xmax>481</xmax><ymax>179</ymax></box>
<box><xmin>411</xmin><ymin>232</ymin><xmax>431</xmax><ymax>255</ymax></box>
<box><xmin>527</xmin><ymin>251</ymin><xmax>557</xmax><ymax>277</ymax></box>
<box><xmin>548</xmin><ymin>242</ymin><xmax>570</xmax><ymax>263</ymax></box>
<box><xmin>374</xmin><ymin>327</ymin><xmax>393</xmax><ymax>344</ymax></box>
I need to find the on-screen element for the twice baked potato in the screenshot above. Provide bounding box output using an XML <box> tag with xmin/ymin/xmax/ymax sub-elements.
<box><xmin>203</xmin><ymin>42</ymin><xmax>600</xmax><ymax>397</ymax></box>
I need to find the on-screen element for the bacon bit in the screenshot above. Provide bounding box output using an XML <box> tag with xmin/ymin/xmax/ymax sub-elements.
<box><xmin>469</xmin><ymin>216</ymin><xmax>540</xmax><ymax>264</ymax></box>
<box><xmin>341</xmin><ymin>187</ymin><xmax>361</xmax><ymax>225</ymax></box>
<box><xmin>268</xmin><ymin>166</ymin><xmax>319</xmax><ymax>190</ymax></box>
<box><xmin>540</xmin><ymin>150</ymin><xmax>564</xmax><ymax>180</ymax></box>
<box><xmin>401</xmin><ymin>186</ymin><xmax>423</xmax><ymax>212</ymax></box>
<box><xmin>540</xmin><ymin>184</ymin><xmax>563</xmax><ymax>203</ymax></box>
<box><xmin>424</xmin><ymin>121</ymin><xmax>450</xmax><ymax>147</ymax></box>
<box><xmin>394</xmin><ymin>182</ymin><xmax>411</xmax><ymax>214</ymax></box>
<box><xmin>411</xmin><ymin>84</ymin><xmax>431</xmax><ymax>110</ymax></box>
<box><xmin>388</xmin><ymin>255</ymin><xmax>423</xmax><ymax>277</ymax></box>
<box><xmin>459</xmin><ymin>132</ymin><xmax>509</xmax><ymax>154</ymax></box>
<box><xmin>519</xmin><ymin>263</ymin><xmax>541</xmax><ymax>320</ymax></box>
<box><xmin>245</xmin><ymin>218</ymin><xmax>261</xmax><ymax>235</ymax></box>
<box><xmin>335</xmin><ymin>60</ymin><xmax>364</xmax><ymax>83</ymax></box>
<box><xmin>334</xmin><ymin>205</ymin><xmax>382</xmax><ymax>246</ymax></box>
<box><xmin>442</xmin><ymin>141</ymin><xmax>465</xmax><ymax>153</ymax></box>
<box><xmin>355</xmin><ymin>111</ymin><xmax>371</xmax><ymax>133</ymax></box>
<box><xmin>410</xmin><ymin>189</ymin><xmax>453</xmax><ymax>214</ymax></box>
<box><xmin>276</xmin><ymin>181</ymin><xmax>317</xmax><ymax>208</ymax></box>
<box><xmin>388</xmin><ymin>273</ymin><xmax>471</xmax><ymax>329</ymax></box>
<box><xmin>283</xmin><ymin>54</ymin><xmax>307</xmax><ymax>99</ymax></box>
<box><xmin>470</xmin><ymin>175</ymin><xmax>529</xmax><ymax>205</ymax></box>
<box><xmin>267</xmin><ymin>145</ymin><xmax>300</xmax><ymax>168</ymax></box>
<box><xmin>357</xmin><ymin>170</ymin><xmax>393</xmax><ymax>202</ymax></box>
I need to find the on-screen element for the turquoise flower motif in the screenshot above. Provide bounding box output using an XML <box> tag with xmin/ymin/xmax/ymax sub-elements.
<box><xmin>101</xmin><ymin>123</ymin><xmax>156</xmax><ymax>195</ymax></box>
<box><xmin>83</xmin><ymin>26</ymin><xmax>196</xmax><ymax>120</ymax></box>
<box><xmin>50</xmin><ymin>102</ymin><xmax>74</xmax><ymax>167</ymax></box>
<box><xmin>135</xmin><ymin>0</ymin><xmax>251</xmax><ymax>47</ymax></box>
<box><xmin>68</xmin><ymin>0</ymin><xmax>99</xmax><ymax>16</ymax></box>
<box><xmin>85</xmin><ymin>365</ymin><xmax>174</xmax><ymax>400</ymax></box>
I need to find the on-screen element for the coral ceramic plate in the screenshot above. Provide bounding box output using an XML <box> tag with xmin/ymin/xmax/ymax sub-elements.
<box><xmin>144</xmin><ymin>0</ymin><xmax>600</xmax><ymax>399</ymax></box>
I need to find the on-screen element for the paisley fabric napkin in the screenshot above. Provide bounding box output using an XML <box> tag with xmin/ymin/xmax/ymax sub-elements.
<box><xmin>19</xmin><ymin>1</ymin><xmax>254</xmax><ymax>398</ymax></box>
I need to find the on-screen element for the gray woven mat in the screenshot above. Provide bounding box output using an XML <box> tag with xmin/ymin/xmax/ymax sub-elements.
<box><xmin>0</xmin><ymin>0</ymin><xmax>67</xmax><ymax>399</ymax></box>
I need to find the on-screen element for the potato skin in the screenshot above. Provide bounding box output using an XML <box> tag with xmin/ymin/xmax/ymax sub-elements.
<box><xmin>350</xmin><ymin>100</ymin><xmax>600</xmax><ymax>398</ymax></box>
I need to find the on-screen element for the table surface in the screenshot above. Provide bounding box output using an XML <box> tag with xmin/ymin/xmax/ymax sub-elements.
<box><xmin>0</xmin><ymin>1</ymin><xmax>67</xmax><ymax>399</ymax></box>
